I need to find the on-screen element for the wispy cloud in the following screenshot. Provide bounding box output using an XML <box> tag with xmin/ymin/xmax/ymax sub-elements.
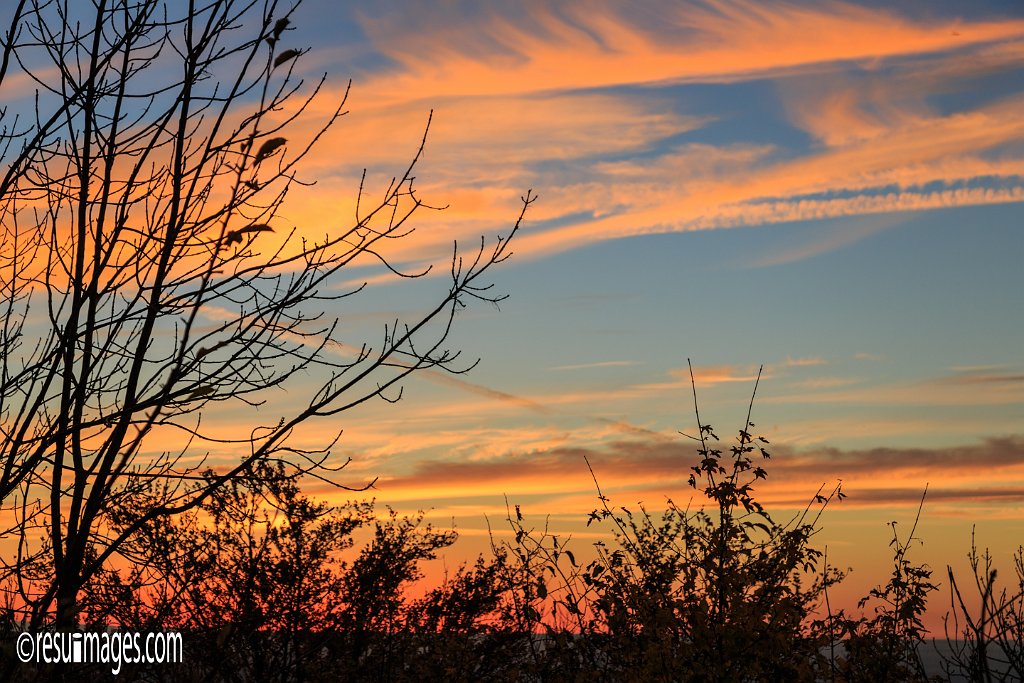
<box><xmin>416</xmin><ymin>370</ymin><xmax>550</xmax><ymax>414</ymax></box>
<box><xmin>353</xmin><ymin>1</ymin><xmax>1024</xmax><ymax>101</ymax></box>
<box><xmin>749</xmin><ymin>214</ymin><xmax>907</xmax><ymax>267</ymax></box>
<box><xmin>765</xmin><ymin>372</ymin><xmax>1024</xmax><ymax>408</ymax></box>
<box><xmin>781</xmin><ymin>356</ymin><xmax>828</xmax><ymax>368</ymax></box>
<box><xmin>269</xmin><ymin>1</ymin><xmax>1024</xmax><ymax>271</ymax></box>
<box><xmin>836</xmin><ymin>486</ymin><xmax>1024</xmax><ymax>506</ymax></box>
<box><xmin>634</xmin><ymin>364</ymin><xmax>765</xmax><ymax>391</ymax></box>
<box><xmin>942</xmin><ymin>366</ymin><xmax>1024</xmax><ymax>385</ymax></box>
<box><xmin>550</xmin><ymin>360</ymin><xmax>639</xmax><ymax>371</ymax></box>
<box><xmin>355</xmin><ymin>433</ymin><xmax>1024</xmax><ymax>512</ymax></box>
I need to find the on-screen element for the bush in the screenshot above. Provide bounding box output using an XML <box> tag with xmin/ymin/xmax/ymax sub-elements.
<box><xmin>8</xmin><ymin>363</ymin><xmax>1006</xmax><ymax>683</ymax></box>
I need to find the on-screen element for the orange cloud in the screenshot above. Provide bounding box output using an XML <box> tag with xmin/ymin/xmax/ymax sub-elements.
<box><xmin>342</xmin><ymin>434</ymin><xmax>1024</xmax><ymax>515</ymax></box>
<box><xmin>354</xmin><ymin>1</ymin><xmax>1024</xmax><ymax>102</ymax></box>
<box><xmin>782</xmin><ymin>356</ymin><xmax>827</xmax><ymax>367</ymax></box>
<box><xmin>242</xmin><ymin>2</ymin><xmax>1020</xmax><ymax>279</ymax></box>
<box><xmin>294</xmin><ymin>90</ymin><xmax>1024</xmax><ymax>271</ymax></box>
<box><xmin>766</xmin><ymin>372</ymin><xmax>1024</xmax><ymax>408</ymax></box>
<box><xmin>240</xmin><ymin>1</ymin><xmax>1024</xmax><ymax>281</ymax></box>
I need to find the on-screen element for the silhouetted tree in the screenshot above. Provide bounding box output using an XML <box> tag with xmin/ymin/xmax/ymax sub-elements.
<box><xmin>0</xmin><ymin>0</ymin><xmax>532</xmax><ymax>635</ymax></box>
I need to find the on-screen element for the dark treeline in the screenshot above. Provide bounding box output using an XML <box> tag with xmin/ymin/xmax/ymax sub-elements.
<box><xmin>4</xmin><ymin>405</ymin><xmax>1022</xmax><ymax>682</ymax></box>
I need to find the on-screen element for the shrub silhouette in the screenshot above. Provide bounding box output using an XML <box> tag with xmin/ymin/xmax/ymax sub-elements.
<box><xmin>491</xmin><ymin>363</ymin><xmax>846</xmax><ymax>682</ymax></box>
<box><xmin>943</xmin><ymin>533</ymin><xmax>1024</xmax><ymax>681</ymax></box>
<box><xmin>7</xmin><ymin>363</ymin><xmax>1014</xmax><ymax>682</ymax></box>
<box><xmin>828</xmin><ymin>490</ymin><xmax>940</xmax><ymax>682</ymax></box>
<box><xmin>45</xmin><ymin>464</ymin><xmax>463</xmax><ymax>681</ymax></box>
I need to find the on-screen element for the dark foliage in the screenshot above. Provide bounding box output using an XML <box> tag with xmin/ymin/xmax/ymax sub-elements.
<box><xmin>8</xmin><ymin>363</ymin><xmax>1012</xmax><ymax>683</ymax></box>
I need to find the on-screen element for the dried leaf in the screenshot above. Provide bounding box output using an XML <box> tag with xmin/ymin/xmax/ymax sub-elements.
<box><xmin>225</xmin><ymin>223</ymin><xmax>274</xmax><ymax>246</ymax></box>
<box><xmin>266</xmin><ymin>17</ymin><xmax>290</xmax><ymax>46</ymax></box>
<box><xmin>188</xmin><ymin>385</ymin><xmax>215</xmax><ymax>400</ymax></box>
<box><xmin>273</xmin><ymin>49</ymin><xmax>301</xmax><ymax>68</ymax></box>
<box><xmin>253</xmin><ymin>137</ymin><xmax>286</xmax><ymax>165</ymax></box>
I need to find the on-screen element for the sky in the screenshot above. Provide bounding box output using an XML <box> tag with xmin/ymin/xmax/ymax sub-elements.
<box><xmin>222</xmin><ymin>0</ymin><xmax>1023</xmax><ymax>625</ymax></box>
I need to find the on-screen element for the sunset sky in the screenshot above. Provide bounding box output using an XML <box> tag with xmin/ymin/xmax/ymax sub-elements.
<box><xmin>245</xmin><ymin>0</ymin><xmax>1024</xmax><ymax>622</ymax></box>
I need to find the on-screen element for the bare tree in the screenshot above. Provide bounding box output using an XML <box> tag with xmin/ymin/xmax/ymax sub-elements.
<box><xmin>0</xmin><ymin>0</ymin><xmax>532</xmax><ymax>629</ymax></box>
